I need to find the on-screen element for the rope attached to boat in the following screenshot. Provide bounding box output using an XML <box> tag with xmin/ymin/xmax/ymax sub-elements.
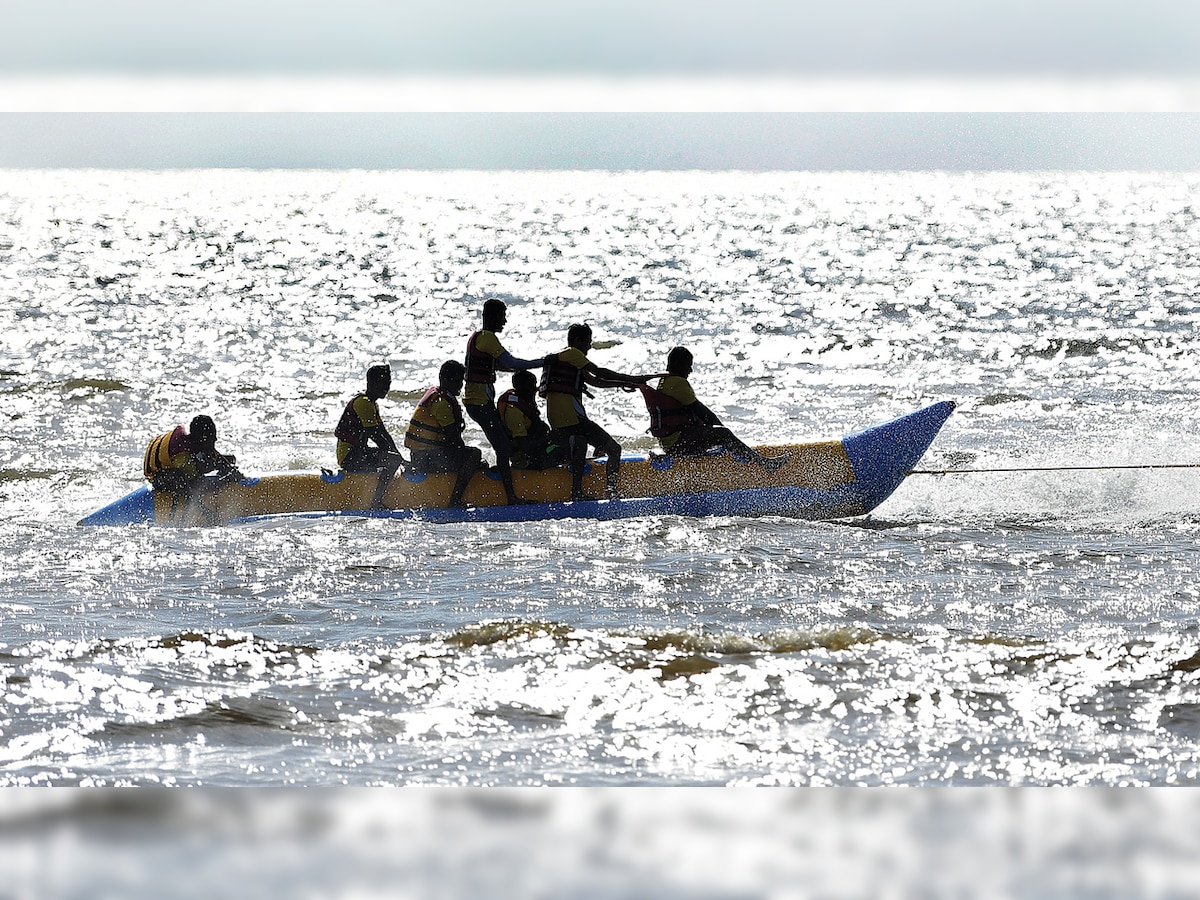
<box><xmin>909</xmin><ymin>463</ymin><xmax>1200</xmax><ymax>476</ymax></box>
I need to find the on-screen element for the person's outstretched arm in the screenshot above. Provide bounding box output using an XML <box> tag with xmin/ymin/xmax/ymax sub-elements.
<box><xmin>688</xmin><ymin>399</ymin><xmax>724</xmax><ymax>427</ymax></box>
<box><xmin>497</xmin><ymin>350</ymin><xmax>543</xmax><ymax>371</ymax></box>
<box><xmin>584</xmin><ymin>365</ymin><xmax>649</xmax><ymax>389</ymax></box>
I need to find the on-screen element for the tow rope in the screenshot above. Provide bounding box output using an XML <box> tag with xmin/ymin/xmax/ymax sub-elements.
<box><xmin>909</xmin><ymin>463</ymin><xmax>1200</xmax><ymax>475</ymax></box>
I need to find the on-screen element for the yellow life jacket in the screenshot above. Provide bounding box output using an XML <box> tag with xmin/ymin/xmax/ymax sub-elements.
<box><xmin>336</xmin><ymin>394</ymin><xmax>385</xmax><ymax>446</ymax></box>
<box><xmin>143</xmin><ymin>426</ymin><xmax>187</xmax><ymax>479</ymax></box>
<box><xmin>497</xmin><ymin>388</ymin><xmax>539</xmax><ymax>437</ymax></box>
<box><xmin>404</xmin><ymin>387</ymin><xmax>463</xmax><ymax>450</ymax></box>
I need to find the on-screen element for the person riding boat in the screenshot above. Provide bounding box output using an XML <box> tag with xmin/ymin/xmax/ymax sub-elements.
<box><xmin>462</xmin><ymin>298</ymin><xmax>543</xmax><ymax>505</ymax></box>
<box><xmin>498</xmin><ymin>370</ymin><xmax>564</xmax><ymax>470</ymax></box>
<box><xmin>405</xmin><ymin>360</ymin><xmax>485</xmax><ymax>508</ymax></box>
<box><xmin>335</xmin><ymin>363</ymin><xmax>407</xmax><ymax>509</ymax></box>
<box><xmin>541</xmin><ymin>322</ymin><xmax>652</xmax><ymax>501</ymax></box>
<box><xmin>143</xmin><ymin>414</ymin><xmax>243</xmax><ymax>495</ymax></box>
<box><xmin>641</xmin><ymin>346</ymin><xmax>790</xmax><ymax>472</ymax></box>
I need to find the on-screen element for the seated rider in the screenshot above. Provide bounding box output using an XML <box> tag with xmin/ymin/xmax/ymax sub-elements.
<box><xmin>642</xmin><ymin>346</ymin><xmax>790</xmax><ymax>472</ymax></box>
<box><xmin>542</xmin><ymin>322</ymin><xmax>651</xmax><ymax>501</ymax></box>
<box><xmin>335</xmin><ymin>363</ymin><xmax>407</xmax><ymax>509</ymax></box>
<box><xmin>143</xmin><ymin>414</ymin><xmax>243</xmax><ymax>495</ymax></box>
<box><xmin>498</xmin><ymin>370</ymin><xmax>564</xmax><ymax>470</ymax></box>
<box><xmin>404</xmin><ymin>360</ymin><xmax>485</xmax><ymax>509</ymax></box>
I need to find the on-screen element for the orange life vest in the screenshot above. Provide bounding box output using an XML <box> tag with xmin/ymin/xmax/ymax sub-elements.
<box><xmin>464</xmin><ymin>330</ymin><xmax>497</xmax><ymax>385</ymax></box>
<box><xmin>143</xmin><ymin>426</ymin><xmax>186</xmax><ymax>479</ymax></box>
<box><xmin>497</xmin><ymin>388</ymin><xmax>541</xmax><ymax>435</ymax></box>
<box><xmin>334</xmin><ymin>394</ymin><xmax>374</xmax><ymax>447</ymax></box>
<box><xmin>639</xmin><ymin>386</ymin><xmax>695</xmax><ymax>438</ymax></box>
<box><xmin>539</xmin><ymin>352</ymin><xmax>584</xmax><ymax>399</ymax></box>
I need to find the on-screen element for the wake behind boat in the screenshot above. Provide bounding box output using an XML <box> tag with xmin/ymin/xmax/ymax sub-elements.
<box><xmin>79</xmin><ymin>401</ymin><xmax>955</xmax><ymax>527</ymax></box>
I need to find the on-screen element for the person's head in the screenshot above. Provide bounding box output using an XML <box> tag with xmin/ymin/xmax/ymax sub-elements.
<box><xmin>512</xmin><ymin>369</ymin><xmax>537</xmax><ymax>400</ymax></box>
<box><xmin>666</xmin><ymin>346</ymin><xmax>694</xmax><ymax>376</ymax></box>
<box><xmin>189</xmin><ymin>414</ymin><xmax>217</xmax><ymax>450</ymax></box>
<box><xmin>439</xmin><ymin>360</ymin><xmax>466</xmax><ymax>395</ymax></box>
<box><xmin>366</xmin><ymin>364</ymin><xmax>392</xmax><ymax>399</ymax></box>
<box><xmin>482</xmin><ymin>298</ymin><xmax>507</xmax><ymax>332</ymax></box>
<box><xmin>567</xmin><ymin>323</ymin><xmax>593</xmax><ymax>352</ymax></box>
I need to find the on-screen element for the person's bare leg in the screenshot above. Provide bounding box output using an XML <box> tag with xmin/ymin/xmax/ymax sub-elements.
<box><xmin>602</xmin><ymin>438</ymin><xmax>622</xmax><ymax>500</ymax></box>
<box><xmin>371</xmin><ymin>452</ymin><xmax>405</xmax><ymax>509</ymax></box>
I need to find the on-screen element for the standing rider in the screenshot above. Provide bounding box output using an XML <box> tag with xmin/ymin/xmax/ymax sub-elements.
<box><xmin>542</xmin><ymin>323</ymin><xmax>651</xmax><ymax>501</ymax></box>
<box><xmin>462</xmin><ymin>298</ymin><xmax>542</xmax><ymax>505</ymax></box>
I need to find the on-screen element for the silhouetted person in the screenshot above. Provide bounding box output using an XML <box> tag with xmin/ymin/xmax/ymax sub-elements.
<box><xmin>498</xmin><ymin>370</ymin><xmax>564</xmax><ymax>470</ymax></box>
<box><xmin>463</xmin><ymin>298</ymin><xmax>542</xmax><ymax>504</ymax></box>
<box><xmin>335</xmin><ymin>363</ymin><xmax>406</xmax><ymax>508</ymax></box>
<box><xmin>144</xmin><ymin>414</ymin><xmax>243</xmax><ymax>495</ymax></box>
<box><xmin>542</xmin><ymin>323</ymin><xmax>651</xmax><ymax>501</ymax></box>
<box><xmin>405</xmin><ymin>360</ymin><xmax>484</xmax><ymax>508</ymax></box>
<box><xmin>641</xmin><ymin>346</ymin><xmax>789</xmax><ymax>471</ymax></box>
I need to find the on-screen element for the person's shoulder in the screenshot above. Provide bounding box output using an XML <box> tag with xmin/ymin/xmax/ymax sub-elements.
<box><xmin>414</xmin><ymin>386</ymin><xmax>439</xmax><ymax>409</ymax></box>
<box><xmin>474</xmin><ymin>329</ymin><xmax>504</xmax><ymax>355</ymax></box>
<box><xmin>501</xmin><ymin>398</ymin><xmax>528</xmax><ymax>421</ymax></box>
<box><xmin>561</xmin><ymin>346</ymin><xmax>589</xmax><ymax>367</ymax></box>
<box><xmin>166</xmin><ymin>424</ymin><xmax>188</xmax><ymax>452</ymax></box>
<box><xmin>352</xmin><ymin>394</ymin><xmax>381</xmax><ymax>423</ymax></box>
<box><xmin>428</xmin><ymin>391</ymin><xmax>459</xmax><ymax>421</ymax></box>
<box><xmin>659</xmin><ymin>375</ymin><xmax>696</xmax><ymax>403</ymax></box>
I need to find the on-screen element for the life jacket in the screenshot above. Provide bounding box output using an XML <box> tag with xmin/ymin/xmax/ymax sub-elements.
<box><xmin>639</xmin><ymin>386</ymin><xmax>695</xmax><ymax>438</ymax></box>
<box><xmin>404</xmin><ymin>386</ymin><xmax>464</xmax><ymax>449</ymax></box>
<box><xmin>539</xmin><ymin>351</ymin><xmax>584</xmax><ymax>399</ymax></box>
<box><xmin>334</xmin><ymin>394</ymin><xmax>373</xmax><ymax>447</ymax></box>
<box><xmin>464</xmin><ymin>330</ymin><xmax>497</xmax><ymax>385</ymax></box>
<box><xmin>497</xmin><ymin>388</ymin><xmax>541</xmax><ymax>435</ymax></box>
<box><xmin>144</xmin><ymin>426</ymin><xmax>186</xmax><ymax>479</ymax></box>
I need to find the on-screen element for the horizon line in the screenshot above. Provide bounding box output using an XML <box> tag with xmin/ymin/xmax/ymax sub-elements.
<box><xmin>4</xmin><ymin>75</ymin><xmax>1200</xmax><ymax>113</ymax></box>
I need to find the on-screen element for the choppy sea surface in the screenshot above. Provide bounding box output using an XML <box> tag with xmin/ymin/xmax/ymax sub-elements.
<box><xmin>2</xmin><ymin>169</ymin><xmax>1200</xmax><ymax>798</ymax></box>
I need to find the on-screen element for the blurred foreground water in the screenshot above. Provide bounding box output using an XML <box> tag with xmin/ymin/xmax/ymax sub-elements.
<box><xmin>2</xmin><ymin>788</ymin><xmax>1200</xmax><ymax>898</ymax></box>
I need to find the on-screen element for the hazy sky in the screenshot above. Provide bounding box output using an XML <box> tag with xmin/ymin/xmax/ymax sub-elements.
<box><xmin>6</xmin><ymin>0</ymin><xmax>1200</xmax><ymax>75</ymax></box>
<box><xmin>3</xmin><ymin>0</ymin><xmax>1200</xmax><ymax>169</ymax></box>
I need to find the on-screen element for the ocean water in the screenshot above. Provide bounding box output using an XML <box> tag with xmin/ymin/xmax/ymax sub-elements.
<box><xmin>2</xmin><ymin>168</ymin><xmax>1200</xmax><ymax>796</ymax></box>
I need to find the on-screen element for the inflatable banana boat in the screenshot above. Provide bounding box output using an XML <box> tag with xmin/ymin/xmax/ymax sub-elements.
<box><xmin>79</xmin><ymin>401</ymin><xmax>955</xmax><ymax>526</ymax></box>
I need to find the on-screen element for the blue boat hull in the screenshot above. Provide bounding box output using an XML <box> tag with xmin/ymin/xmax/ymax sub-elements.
<box><xmin>80</xmin><ymin>402</ymin><xmax>955</xmax><ymax>527</ymax></box>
